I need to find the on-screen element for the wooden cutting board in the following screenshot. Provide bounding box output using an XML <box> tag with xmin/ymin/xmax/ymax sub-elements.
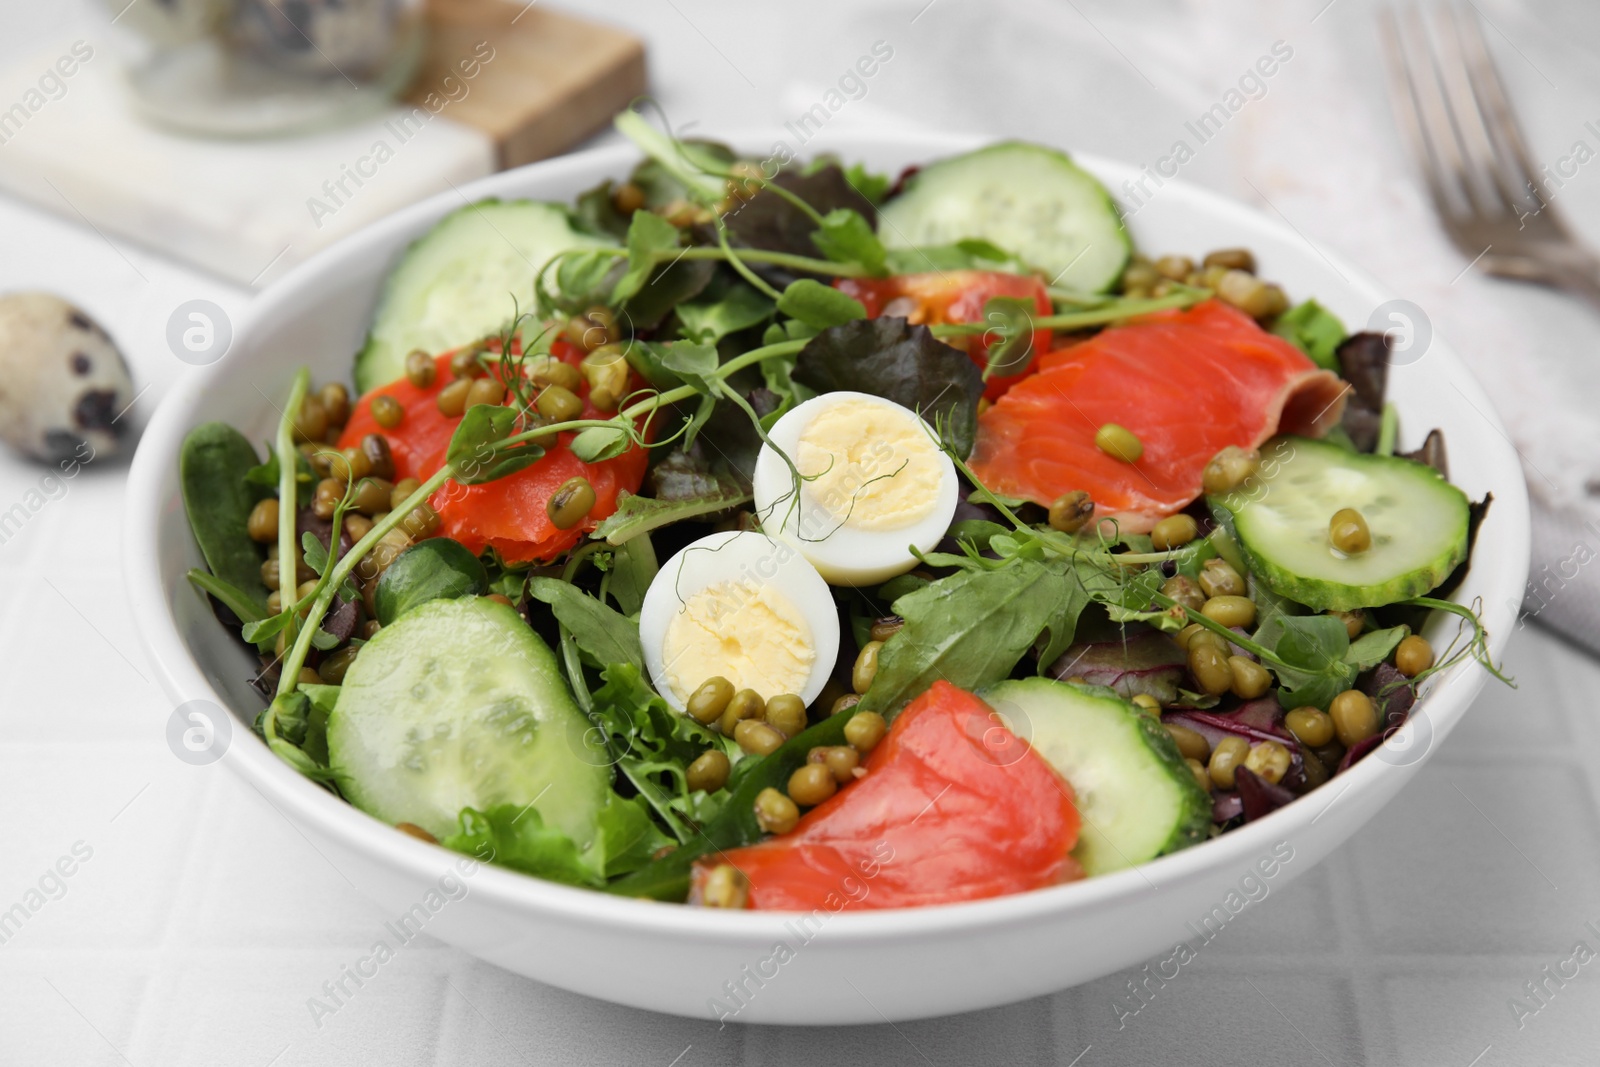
<box><xmin>406</xmin><ymin>0</ymin><xmax>648</xmax><ymax>169</ymax></box>
<box><xmin>0</xmin><ymin>3</ymin><xmax>646</xmax><ymax>287</ymax></box>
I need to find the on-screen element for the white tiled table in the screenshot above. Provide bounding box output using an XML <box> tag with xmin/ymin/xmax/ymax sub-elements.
<box><xmin>2</xmin><ymin>1</ymin><xmax>1595</xmax><ymax>1063</ymax></box>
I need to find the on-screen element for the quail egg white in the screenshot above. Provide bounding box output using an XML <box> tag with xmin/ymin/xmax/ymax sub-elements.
<box><xmin>638</xmin><ymin>530</ymin><xmax>841</xmax><ymax>714</ymax></box>
<box><xmin>751</xmin><ymin>391</ymin><xmax>959</xmax><ymax>586</ymax></box>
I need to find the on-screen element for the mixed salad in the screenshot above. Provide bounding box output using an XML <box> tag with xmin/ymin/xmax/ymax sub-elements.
<box><xmin>179</xmin><ymin>114</ymin><xmax>1504</xmax><ymax>911</ymax></box>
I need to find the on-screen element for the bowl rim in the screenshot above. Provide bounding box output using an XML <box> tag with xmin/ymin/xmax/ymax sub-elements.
<box><xmin>124</xmin><ymin>130</ymin><xmax>1532</xmax><ymax>943</ymax></box>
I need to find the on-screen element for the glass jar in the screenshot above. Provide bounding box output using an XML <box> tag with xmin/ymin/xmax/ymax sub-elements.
<box><xmin>100</xmin><ymin>0</ymin><xmax>425</xmax><ymax>137</ymax></box>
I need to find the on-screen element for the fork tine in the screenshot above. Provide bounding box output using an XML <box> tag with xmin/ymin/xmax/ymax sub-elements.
<box><xmin>1429</xmin><ymin>3</ymin><xmax>1522</xmax><ymax>215</ymax></box>
<box><xmin>1378</xmin><ymin>7</ymin><xmax>1461</xmax><ymax>218</ymax></box>
<box><xmin>1376</xmin><ymin>6</ymin><xmax>1472</xmax><ymax>217</ymax></box>
<box><xmin>1448</xmin><ymin>2</ymin><xmax>1549</xmax><ymax>214</ymax></box>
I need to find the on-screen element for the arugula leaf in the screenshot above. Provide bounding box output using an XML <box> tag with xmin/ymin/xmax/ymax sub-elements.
<box><xmin>612</xmin><ymin>210</ymin><xmax>681</xmax><ymax>305</ymax></box>
<box><xmin>591</xmin><ymin>479</ymin><xmax>751</xmax><ymax>545</ymax></box>
<box><xmin>1345</xmin><ymin>625</ymin><xmax>1410</xmax><ymax>671</ymax></box>
<box><xmin>606</xmin><ymin>534</ymin><xmax>658</xmax><ymax>616</ymax></box>
<box><xmin>676</xmin><ymin>282</ymin><xmax>775</xmax><ymax>344</ymax></box>
<box><xmin>1247</xmin><ymin>574</ymin><xmax>1308</xmax><ymax>630</ymax></box>
<box><xmin>1276</xmin><ymin>616</ymin><xmax>1349</xmax><ymax>670</ymax></box>
<box><xmin>443</xmin><ymin>804</ymin><xmax>599</xmax><ymax>887</ymax></box>
<box><xmin>526</xmin><ymin>578</ymin><xmax>643</xmax><ymax>672</ymax></box>
<box><xmin>857</xmin><ymin>558</ymin><xmax>1077</xmax><ymax>720</ymax></box>
<box><xmin>1094</xmin><ymin>565</ymin><xmax>1184</xmax><ymax>632</ymax></box>
<box><xmin>1271</xmin><ymin>300</ymin><xmax>1346</xmax><ymax>372</ymax></box>
<box><xmin>811</xmin><ymin>208</ymin><xmax>886</xmax><ymax>275</ymax></box>
<box><xmin>1037</xmin><ymin>564</ymin><xmax>1096</xmax><ymax>669</ymax></box>
<box><xmin>776</xmin><ymin>278</ymin><xmax>866</xmax><ymax>330</ymax></box>
<box><xmin>446</xmin><ymin>404</ymin><xmax>545</xmax><ymax>484</ymax></box>
<box><xmin>793</xmin><ymin>317</ymin><xmax>985</xmax><ymax>457</ymax></box>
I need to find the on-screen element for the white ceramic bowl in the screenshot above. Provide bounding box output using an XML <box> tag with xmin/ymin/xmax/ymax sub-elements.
<box><xmin>125</xmin><ymin>131</ymin><xmax>1530</xmax><ymax>1025</ymax></box>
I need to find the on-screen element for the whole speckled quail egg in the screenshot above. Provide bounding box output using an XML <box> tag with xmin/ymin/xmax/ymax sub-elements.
<box><xmin>0</xmin><ymin>294</ymin><xmax>134</xmax><ymax>465</ymax></box>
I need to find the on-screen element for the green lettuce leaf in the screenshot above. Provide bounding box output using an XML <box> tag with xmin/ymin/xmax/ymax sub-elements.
<box><xmin>1272</xmin><ymin>300</ymin><xmax>1346</xmax><ymax>372</ymax></box>
<box><xmin>443</xmin><ymin>804</ymin><xmax>597</xmax><ymax>887</ymax></box>
<box><xmin>587</xmin><ymin>663</ymin><xmax>737</xmax><ymax>842</ymax></box>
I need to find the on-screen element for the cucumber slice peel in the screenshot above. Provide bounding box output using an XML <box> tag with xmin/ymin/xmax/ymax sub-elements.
<box><xmin>1210</xmin><ymin>436</ymin><xmax>1469</xmax><ymax>611</ymax></box>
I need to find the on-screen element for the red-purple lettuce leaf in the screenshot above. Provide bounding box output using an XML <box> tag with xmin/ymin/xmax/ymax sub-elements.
<box><xmin>1236</xmin><ymin>767</ymin><xmax>1296</xmax><ymax>822</ymax></box>
<box><xmin>1049</xmin><ymin>629</ymin><xmax>1187</xmax><ymax>703</ymax></box>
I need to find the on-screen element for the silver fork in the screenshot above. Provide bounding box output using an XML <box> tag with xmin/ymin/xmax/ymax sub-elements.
<box><xmin>1379</xmin><ymin>4</ymin><xmax>1600</xmax><ymax>307</ymax></box>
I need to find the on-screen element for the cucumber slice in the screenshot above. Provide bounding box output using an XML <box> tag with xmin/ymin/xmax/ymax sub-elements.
<box><xmin>353</xmin><ymin>200</ymin><xmax>616</xmax><ymax>393</ymax></box>
<box><xmin>1210</xmin><ymin>436</ymin><xmax>1470</xmax><ymax>611</ymax></box>
<box><xmin>982</xmin><ymin>677</ymin><xmax>1209</xmax><ymax>876</ymax></box>
<box><xmin>327</xmin><ymin>597</ymin><xmax>608</xmax><ymax>844</ymax></box>
<box><xmin>879</xmin><ymin>142</ymin><xmax>1131</xmax><ymax>292</ymax></box>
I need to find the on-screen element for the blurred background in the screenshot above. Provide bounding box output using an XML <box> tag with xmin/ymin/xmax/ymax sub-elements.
<box><xmin>2</xmin><ymin>1</ymin><xmax>1598</xmax><ymax>1064</ymax></box>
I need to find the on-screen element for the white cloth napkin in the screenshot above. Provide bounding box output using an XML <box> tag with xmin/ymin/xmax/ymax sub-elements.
<box><xmin>781</xmin><ymin>0</ymin><xmax>1600</xmax><ymax>652</ymax></box>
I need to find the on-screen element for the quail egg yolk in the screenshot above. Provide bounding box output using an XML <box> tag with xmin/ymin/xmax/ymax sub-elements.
<box><xmin>661</xmin><ymin>579</ymin><xmax>816</xmax><ymax>703</ymax></box>
<box><xmin>795</xmin><ymin>397</ymin><xmax>944</xmax><ymax>531</ymax></box>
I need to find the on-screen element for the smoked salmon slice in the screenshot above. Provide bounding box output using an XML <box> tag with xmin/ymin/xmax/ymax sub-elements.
<box><xmin>337</xmin><ymin>346</ymin><xmax>648</xmax><ymax>563</ymax></box>
<box><xmin>969</xmin><ymin>300</ymin><xmax>1347</xmax><ymax>533</ymax></box>
<box><xmin>688</xmin><ymin>681</ymin><xmax>1081</xmax><ymax>911</ymax></box>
